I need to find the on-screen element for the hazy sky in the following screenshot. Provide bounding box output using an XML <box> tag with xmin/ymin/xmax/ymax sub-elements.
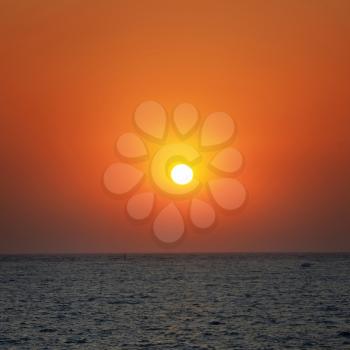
<box><xmin>1</xmin><ymin>0</ymin><xmax>349</xmax><ymax>253</ymax></box>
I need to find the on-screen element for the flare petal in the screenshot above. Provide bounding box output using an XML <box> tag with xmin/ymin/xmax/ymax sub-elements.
<box><xmin>190</xmin><ymin>199</ymin><xmax>216</xmax><ymax>229</ymax></box>
<box><xmin>116</xmin><ymin>132</ymin><xmax>147</xmax><ymax>160</ymax></box>
<box><xmin>103</xmin><ymin>163</ymin><xmax>144</xmax><ymax>195</ymax></box>
<box><xmin>127</xmin><ymin>192</ymin><xmax>154</xmax><ymax>220</ymax></box>
<box><xmin>208</xmin><ymin>178</ymin><xmax>246</xmax><ymax>210</ymax></box>
<box><xmin>173</xmin><ymin>103</ymin><xmax>199</xmax><ymax>137</ymax></box>
<box><xmin>209</xmin><ymin>147</ymin><xmax>243</xmax><ymax>174</ymax></box>
<box><xmin>153</xmin><ymin>203</ymin><xmax>184</xmax><ymax>243</ymax></box>
<box><xmin>200</xmin><ymin>112</ymin><xmax>235</xmax><ymax>149</ymax></box>
<box><xmin>134</xmin><ymin>101</ymin><xmax>167</xmax><ymax>141</ymax></box>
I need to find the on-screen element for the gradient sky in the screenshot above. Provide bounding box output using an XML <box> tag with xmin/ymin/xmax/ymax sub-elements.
<box><xmin>1</xmin><ymin>0</ymin><xmax>350</xmax><ymax>253</ymax></box>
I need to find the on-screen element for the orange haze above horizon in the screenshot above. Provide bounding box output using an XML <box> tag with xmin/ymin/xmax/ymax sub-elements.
<box><xmin>1</xmin><ymin>0</ymin><xmax>350</xmax><ymax>253</ymax></box>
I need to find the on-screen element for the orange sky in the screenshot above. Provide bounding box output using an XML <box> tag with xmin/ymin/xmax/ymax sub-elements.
<box><xmin>1</xmin><ymin>0</ymin><xmax>350</xmax><ymax>253</ymax></box>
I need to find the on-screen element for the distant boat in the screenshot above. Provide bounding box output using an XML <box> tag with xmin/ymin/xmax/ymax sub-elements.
<box><xmin>301</xmin><ymin>262</ymin><xmax>312</xmax><ymax>268</ymax></box>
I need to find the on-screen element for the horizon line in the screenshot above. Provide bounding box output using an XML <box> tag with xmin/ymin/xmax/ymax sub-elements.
<box><xmin>1</xmin><ymin>251</ymin><xmax>350</xmax><ymax>256</ymax></box>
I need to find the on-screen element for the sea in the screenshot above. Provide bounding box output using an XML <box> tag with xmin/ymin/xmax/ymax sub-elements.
<box><xmin>0</xmin><ymin>254</ymin><xmax>350</xmax><ymax>349</ymax></box>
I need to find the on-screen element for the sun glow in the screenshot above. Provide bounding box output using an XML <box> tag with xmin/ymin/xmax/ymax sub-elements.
<box><xmin>170</xmin><ymin>164</ymin><xmax>193</xmax><ymax>185</ymax></box>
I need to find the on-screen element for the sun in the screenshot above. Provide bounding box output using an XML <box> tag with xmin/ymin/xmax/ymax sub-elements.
<box><xmin>170</xmin><ymin>163</ymin><xmax>193</xmax><ymax>185</ymax></box>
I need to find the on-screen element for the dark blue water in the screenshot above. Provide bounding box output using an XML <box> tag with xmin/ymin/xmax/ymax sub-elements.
<box><xmin>1</xmin><ymin>254</ymin><xmax>350</xmax><ymax>349</ymax></box>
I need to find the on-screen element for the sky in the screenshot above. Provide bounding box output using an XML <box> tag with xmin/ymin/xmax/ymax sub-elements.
<box><xmin>1</xmin><ymin>0</ymin><xmax>350</xmax><ymax>253</ymax></box>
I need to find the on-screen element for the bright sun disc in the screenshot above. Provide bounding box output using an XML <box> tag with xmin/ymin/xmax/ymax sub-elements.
<box><xmin>171</xmin><ymin>164</ymin><xmax>193</xmax><ymax>185</ymax></box>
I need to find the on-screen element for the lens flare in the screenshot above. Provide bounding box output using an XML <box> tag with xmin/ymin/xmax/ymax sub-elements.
<box><xmin>104</xmin><ymin>100</ymin><xmax>246</xmax><ymax>245</ymax></box>
<box><xmin>170</xmin><ymin>164</ymin><xmax>193</xmax><ymax>185</ymax></box>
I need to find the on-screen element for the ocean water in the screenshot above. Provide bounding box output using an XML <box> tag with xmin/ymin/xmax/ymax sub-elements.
<box><xmin>1</xmin><ymin>254</ymin><xmax>350</xmax><ymax>349</ymax></box>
